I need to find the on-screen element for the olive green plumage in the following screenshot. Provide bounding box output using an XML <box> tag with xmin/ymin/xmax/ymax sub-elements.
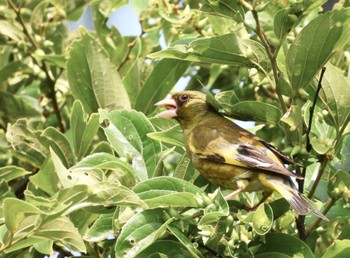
<box><xmin>156</xmin><ymin>91</ymin><xmax>327</xmax><ymax>221</ymax></box>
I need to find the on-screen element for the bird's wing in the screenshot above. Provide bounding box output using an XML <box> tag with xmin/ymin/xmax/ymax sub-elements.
<box><xmin>188</xmin><ymin>122</ymin><xmax>302</xmax><ymax>179</ymax></box>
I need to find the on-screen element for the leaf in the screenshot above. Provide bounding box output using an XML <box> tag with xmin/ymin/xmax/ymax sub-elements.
<box><xmin>115</xmin><ymin>209</ymin><xmax>175</xmax><ymax>257</ymax></box>
<box><xmin>167</xmin><ymin>226</ymin><xmax>203</xmax><ymax>258</ymax></box>
<box><xmin>134</xmin><ymin>240</ymin><xmax>194</xmax><ymax>258</ymax></box>
<box><xmin>0</xmin><ymin>61</ymin><xmax>30</xmax><ymax>83</ymax></box>
<box><xmin>223</xmin><ymin>101</ymin><xmax>282</xmax><ymax>125</ymax></box>
<box><xmin>34</xmin><ymin>216</ymin><xmax>86</xmax><ymax>253</ymax></box>
<box><xmin>215</xmin><ymin>90</ymin><xmax>239</xmax><ymax>111</ymax></box>
<box><xmin>147</xmin><ymin>124</ymin><xmax>184</xmax><ymax>147</ymax></box>
<box><xmin>0</xmin><ymin>20</ymin><xmax>24</xmax><ymax>41</ymax></box>
<box><xmin>274</xmin><ymin>8</ymin><xmax>296</xmax><ymax>40</ymax></box>
<box><xmin>323</xmin><ymin>239</ymin><xmax>350</xmax><ymax>258</ymax></box>
<box><xmin>327</xmin><ymin>170</ymin><xmax>350</xmax><ymax>200</ymax></box>
<box><xmin>308</xmin><ymin>63</ymin><xmax>350</xmax><ymax>129</ymax></box>
<box><xmin>99</xmin><ymin>109</ymin><xmax>162</xmax><ymax>181</ymax></box>
<box><xmin>200</xmin><ymin>0</ymin><xmax>245</xmax><ymax>22</ymax></box>
<box><xmin>70</xmin><ymin>100</ymin><xmax>100</xmax><ymax>160</ymax></box>
<box><xmin>134</xmin><ymin>59</ymin><xmax>190</xmax><ymax>115</ymax></box>
<box><xmin>29</xmin><ymin>157</ymin><xmax>60</xmax><ymax>196</ymax></box>
<box><xmin>32</xmin><ymin>54</ymin><xmax>66</xmax><ymax>68</ymax></box>
<box><xmin>286</xmin><ymin>9</ymin><xmax>350</xmax><ymax>92</ymax></box>
<box><xmin>174</xmin><ymin>153</ymin><xmax>198</xmax><ymax>181</ymax></box>
<box><xmin>6</xmin><ymin>119</ymin><xmax>47</xmax><ymax>167</ymax></box>
<box><xmin>252</xmin><ymin>203</ymin><xmax>273</xmax><ymax>235</ymax></box>
<box><xmin>84</xmin><ymin>213</ymin><xmax>113</xmax><ymax>242</ymax></box>
<box><xmin>71</xmin><ymin>152</ymin><xmax>136</xmax><ymax>187</ymax></box>
<box><xmin>86</xmin><ymin>182</ymin><xmax>147</xmax><ymax>208</ymax></box>
<box><xmin>40</xmin><ymin>127</ymin><xmax>75</xmax><ymax>168</ymax></box>
<box><xmin>0</xmin><ymin>166</ymin><xmax>31</xmax><ymax>182</ymax></box>
<box><xmin>3</xmin><ymin>198</ymin><xmax>43</xmax><ymax>233</ymax></box>
<box><xmin>254</xmin><ymin>232</ymin><xmax>314</xmax><ymax>257</ymax></box>
<box><xmin>133</xmin><ymin>177</ymin><xmax>204</xmax><ymax>208</ymax></box>
<box><xmin>0</xmin><ymin>92</ymin><xmax>42</xmax><ymax>120</ymax></box>
<box><xmin>148</xmin><ymin>33</ymin><xmax>250</xmax><ymax>66</ymax></box>
<box><xmin>239</xmin><ymin>39</ymin><xmax>270</xmax><ymax>69</ymax></box>
<box><xmin>67</xmin><ymin>29</ymin><xmax>131</xmax><ymax>114</ymax></box>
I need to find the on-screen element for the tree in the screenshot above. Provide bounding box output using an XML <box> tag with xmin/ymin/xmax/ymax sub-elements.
<box><xmin>0</xmin><ymin>0</ymin><xmax>350</xmax><ymax>257</ymax></box>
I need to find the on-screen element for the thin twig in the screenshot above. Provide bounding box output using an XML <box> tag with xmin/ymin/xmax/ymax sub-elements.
<box><xmin>8</xmin><ymin>0</ymin><xmax>65</xmax><ymax>132</ymax></box>
<box><xmin>306</xmin><ymin>198</ymin><xmax>336</xmax><ymax>236</ymax></box>
<box><xmin>250</xmin><ymin>10</ymin><xmax>287</xmax><ymax>113</ymax></box>
<box><xmin>296</xmin><ymin>215</ymin><xmax>306</xmax><ymax>241</ymax></box>
<box><xmin>306</xmin><ymin>67</ymin><xmax>326</xmax><ymax>152</ymax></box>
<box><xmin>295</xmin><ymin>166</ymin><xmax>307</xmax><ymax>240</ymax></box>
<box><xmin>308</xmin><ymin>160</ymin><xmax>328</xmax><ymax>199</ymax></box>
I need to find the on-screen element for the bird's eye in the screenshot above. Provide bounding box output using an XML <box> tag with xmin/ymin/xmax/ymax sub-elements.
<box><xmin>179</xmin><ymin>94</ymin><xmax>189</xmax><ymax>102</ymax></box>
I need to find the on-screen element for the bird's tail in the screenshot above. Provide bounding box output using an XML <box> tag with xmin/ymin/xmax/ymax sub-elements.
<box><xmin>263</xmin><ymin>176</ymin><xmax>329</xmax><ymax>221</ymax></box>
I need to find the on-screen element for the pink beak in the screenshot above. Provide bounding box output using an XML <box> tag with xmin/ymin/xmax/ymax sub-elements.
<box><xmin>155</xmin><ymin>95</ymin><xmax>178</xmax><ymax>118</ymax></box>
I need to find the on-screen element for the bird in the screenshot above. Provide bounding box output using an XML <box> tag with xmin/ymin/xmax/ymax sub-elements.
<box><xmin>155</xmin><ymin>90</ymin><xmax>328</xmax><ymax>221</ymax></box>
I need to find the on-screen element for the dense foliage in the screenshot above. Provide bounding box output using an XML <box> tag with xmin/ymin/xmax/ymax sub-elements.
<box><xmin>1</xmin><ymin>0</ymin><xmax>350</xmax><ymax>257</ymax></box>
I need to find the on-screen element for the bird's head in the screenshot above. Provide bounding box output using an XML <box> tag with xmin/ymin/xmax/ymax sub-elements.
<box><xmin>155</xmin><ymin>91</ymin><xmax>212</xmax><ymax>126</ymax></box>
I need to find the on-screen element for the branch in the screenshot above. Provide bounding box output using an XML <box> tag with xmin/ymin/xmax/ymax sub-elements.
<box><xmin>306</xmin><ymin>67</ymin><xmax>326</xmax><ymax>152</ymax></box>
<box><xmin>8</xmin><ymin>0</ymin><xmax>65</xmax><ymax>132</ymax></box>
<box><xmin>296</xmin><ymin>215</ymin><xmax>306</xmax><ymax>241</ymax></box>
<box><xmin>250</xmin><ymin>10</ymin><xmax>287</xmax><ymax>113</ymax></box>
<box><xmin>306</xmin><ymin>198</ymin><xmax>336</xmax><ymax>237</ymax></box>
<box><xmin>308</xmin><ymin>160</ymin><xmax>328</xmax><ymax>199</ymax></box>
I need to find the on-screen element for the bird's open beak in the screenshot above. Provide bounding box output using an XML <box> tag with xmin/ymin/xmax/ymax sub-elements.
<box><xmin>155</xmin><ymin>95</ymin><xmax>178</xmax><ymax>118</ymax></box>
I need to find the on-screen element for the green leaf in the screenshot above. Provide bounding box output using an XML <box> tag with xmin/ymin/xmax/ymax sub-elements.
<box><xmin>84</xmin><ymin>213</ymin><xmax>113</xmax><ymax>242</ymax></box>
<box><xmin>215</xmin><ymin>90</ymin><xmax>239</xmax><ymax>109</ymax></box>
<box><xmin>0</xmin><ymin>20</ymin><xmax>24</xmax><ymax>41</ymax></box>
<box><xmin>147</xmin><ymin>124</ymin><xmax>184</xmax><ymax>147</ymax></box>
<box><xmin>252</xmin><ymin>203</ymin><xmax>273</xmax><ymax>235</ymax></box>
<box><xmin>99</xmin><ymin>109</ymin><xmax>162</xmax><ymax>181</ymax></box>
<box><xmin>115</xmin><ymin>209</ymin><xmax>175</xmax><ymax>257</ymax></box>
<box><xmin>70</xmin><ymin>100</ymin><xmax>100</xmax><ymax>160</ymax></box>
<box><xmin>133</xmin><ymin>177</ymin><xmax>204</xmax><ymax>208</ymax></box>
<box><xmin>149</xmin><ymin>33</ymin><xmax>250</xmax><ymax>66</ymax></box>
<box><xmin>323</xmin><ymin>239</ymin><xmax>350</xmax><ymax>258</ymax></box>
<box><xmin>32</xmin><ymin>54</ymin><xmax>66</xmax><ymax>68</ymax></box>
<box><xmin>86</xmin><ymin>182</ymin><xmax>147</xmax><ymax>208</ymax></box>
<box><xmin>34</xmin><ymin>216</ymin><xmax>86</xmax><ymax>253</ymax></box>
<box><xmin>29</xmin><ymin>157</ymin><xmax>60</xmax><ymax>196</ymax></box>
<box><xmin>6</xmin><ymin>119</ymin><xmax>47</xmax><ymax>167</ymax></box>
<box><xmin>67</xmin><ymin>30</ymin><xmax>131</xmax><ymax>114</ymax></box>
<box><xmin>255</xmin><ymin>252</ymin><xmax>291</xmax><ymax>258</ymax></box>
<box><xmin>135</xmin><ymin>240</ymin><xmax>194</xmax><ymax>258</ymax></box>
<box><xmin>0</xmin><ymin>166</ymin><xmax>31</xmax><ymax>182</ymax></box>
<box><xmin>286</xmin><ymin>9</ymin><xmax>350</xmax><ymax>92</ymax></box>
<box><xmin>33</xmin><ymin>239</ymin><xmax>53</xmax><ymax>255</ymax></box>
<box><xmin>167</xmin><ymin>226</ymin><xmax>203</xmax><ymax>258</ymax></box>
<box><xmin>72</xmin><ymin>152</ymin><xmax>136</xmax><ymax>187</ymax></box>
<box><xmin>174</xmin><ymin>153</ymin><xmax>198</xmax><ymax>181</ymax></box>
<box><xmin>327</xmin><ymin>170</ymin><xmax>350</xmax><ymax>200</ymax></box>
<box><xmin>200</xmin><ymin>0</ymin><xmax>245</xmax><ymax>22</ymax></box>
<box><xmin>274</xmin><ymin>8</ymin><xmax>296</xmax><ymax>40</ymax></box>
<box><xmin>223</xmin><ymin>101</ymin><xmax>282</xmax><ymax>125</ymax></box>
<box><xmin>0</xmin><ymin>92</ymin><xmax>42</xmax><ymax>120</ymax></box>
<box><xmin>254</xmin><ymin>232</ymin><xmax>314</xmax><ymax>257</ymax></box>
<box><xmin>134</xmin><ymin>59</ymin><xmax>190</xmax><ymax>115</ymax></box>
<box><xmin>3</xmin><ymin>198</ymin><xmax>43</xmax><ymax>233</ymax></box>
<box><xmin>40</xmin><ymin>127</ymin><xmax>75</xmax><ymax>168</ymax></box>
<box><xmin>308</xmin><ymin>63</ymin><xmax>350</xmax><ymax>129</ymax></box>
<box><xmin>0</xmin><ymin>61</ymin><xmax>30</xmax><ymax>83</ymax></box>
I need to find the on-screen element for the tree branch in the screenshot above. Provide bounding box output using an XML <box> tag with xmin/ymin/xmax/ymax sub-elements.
<box><xmin>250</xmin><ymin>10</ymin><xmax>287</xmax><ymax>113</ymax></box>
<box><xmin>306</xmin><ymin>67</ymin><xmax>326</xmax><ymax>152</ymax></box>
<box><xmin>8</xmin><ymin>0</ymin><xmax>65</xmax><ymax>132</ymax></box>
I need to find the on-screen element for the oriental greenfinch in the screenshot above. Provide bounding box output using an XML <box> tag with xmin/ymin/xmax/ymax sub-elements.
<box><xmin>156</xmin><ymin>91</ymin><xmax>328</xmax><ymax>221</ymax></box>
